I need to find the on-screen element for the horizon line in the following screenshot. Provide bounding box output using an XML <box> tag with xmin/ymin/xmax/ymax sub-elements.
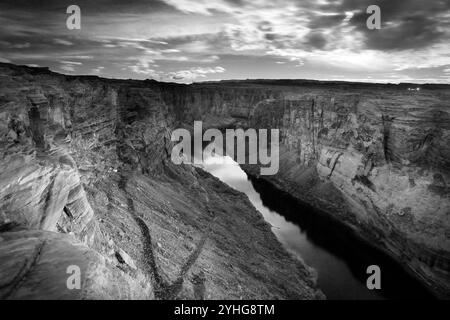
<box><xmin>2</xmin><ymin>62</ymin><xmax>450</xmax><ymax>87</ymax></box>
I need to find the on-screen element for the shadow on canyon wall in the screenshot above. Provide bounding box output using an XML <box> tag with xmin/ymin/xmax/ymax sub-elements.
<box><xmin>248</xmin><ymin>174</ymin><xmax>436</xmax><ymax>299</ymax></box>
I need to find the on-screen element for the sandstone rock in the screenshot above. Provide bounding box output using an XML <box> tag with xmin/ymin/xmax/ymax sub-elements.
<box><xmin>116</xmin><ymin>248</ymin><xmax>137</xmax><ymax>270</ymax></box>
<box><xmin>3</xmin><ymin>62</ymin><xmax>448</xmax><ymax>298</ymax></box>
<box><xmin>241</xmin><ymin>93</ymin><xmax>450</xmax><ymax>298</ymax></box>
<box><xmin>0</xmin><ymin>230</ymin><xmax>152</xmax><ymax>299</ymax></box>
<box><xmin>0</xmin><ymin>149</ymin><xmax>95</xmax><ymax>245</ymax></box>
<box><xmin>0</xmin><ymin>63</ymin><xmax>322</xmax><ymax>300</ymax></box>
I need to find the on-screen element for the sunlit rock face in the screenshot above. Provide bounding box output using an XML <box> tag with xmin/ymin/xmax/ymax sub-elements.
<box><xmin>0</xmin><ymin>64</ymin><xmax>322</xmax><ymax>300</ymax></box>
<box><xmin>239</xmin><ymin>88</ymin><xmax>450</xmax><ymax>298</ymax></box>
<box><xmin>124</xmin><ymin>78</ymin><xmax>450</xmax><ymax>297</ymax></box>
<box><xmin>156</xmin><ymin>79</ymin><xmax>449</xmax><ymax>297</ymax></box>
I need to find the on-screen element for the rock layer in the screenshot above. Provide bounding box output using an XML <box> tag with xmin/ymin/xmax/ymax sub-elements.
<box><xmin>1</xmin><ymin>63</ymin><xmax>448</xmax><ymax>298</ymax></box>
<box><xmin>240</xmin><ymin>88</ymin><xmax>450</xmax><ymax>298</ymax></box>
<box><xmin>0</xmin><ymin>230</ymin><xmax>152</xmax><ymax>299</ymax></box>
<box><xmin>0</xmin><ymin>63</ymin><xmax>321</xmax><ymax>300</ymax></box>
<box><xmin>156</xmin><ymin>79</ymin><xmax>450</xmax><ymax>297</ymax></box>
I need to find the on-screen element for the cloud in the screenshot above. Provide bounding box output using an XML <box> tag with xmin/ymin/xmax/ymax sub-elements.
<box><xmin>60</xmin><ymin>65</ymin><xmax>75</xmax><ymax>72</ymax></box>
<box><xmin>0</xmin><ymin>0</ymin><xmax>448</xmax><ymax>83</ymax></box>
<box><xmin>54</xmin><ymin>39</ymin><xmax>74</xmax><ymax>46</ymax></box>
<box><xmin>59</xmin><ymin>60</ymin><xmax>83</xmax><ymax>72</ymax></box>
<box><xmin>335</xmin><ymin>0</ymin><xmax>450</xmax><ymax>51</ymax></box>
<box><xmin>126</xmin><ymin>59</ymin><xmax>159</xmax><ymax>76</ymax></box>
<box><xmin>161</xmin><ymin>0</ymin><xmax>238</xmax><ymax>15</ymax></box>
<box><xmin>304</xmin><ymin>31</ymin><xmax>327</xmax><ymax>50</ymax></box>
<box><xmin>60</xmin><ymin>61</ymin><xmax>83</xmax><ymax>65</ymax></box>
<box><xmin>0</xmin><ymin>41</ymin><xmax>31</xmax><ymax>49</ymax></box>
<box><xmin>168</xmin><ymin>66</ymin><xmax>226</xmax><ymax>80</ymax></box>
<box><xmin>92</xmin><ymin>66</ymin><xmax>105</xmax><ymax>74</ymax></box>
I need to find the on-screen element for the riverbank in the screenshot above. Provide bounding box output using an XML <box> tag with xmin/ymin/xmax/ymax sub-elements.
<box><xmin>201</xmin><ymin>154</ymin><xmax>435</xmax><ymax>299</ymax></box>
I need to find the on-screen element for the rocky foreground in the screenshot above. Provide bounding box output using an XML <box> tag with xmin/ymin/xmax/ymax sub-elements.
<box><xmin>0</xmin><ymin>63</ymin><xmax>449</xmax><ymax>299</ymax></box>
<box><xmin>0</xmin><ymin>63</ymin><xmax>321</xmax><ymax>300</ymax></box>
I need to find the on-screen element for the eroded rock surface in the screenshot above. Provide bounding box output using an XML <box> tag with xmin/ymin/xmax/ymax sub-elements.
<box><xmin>157</xmin><ymin>79</ymin><xmax>450</xmax><ymax>297</ymax></box>
<box><xmin>0</xmin><ymin>230</ymin><xmax>152</xmax><ymax>300</ymax></box>
<box><xmin>1</xmin><ymin>63</ymin><xmax>448</xmax><ymax>299</ymax></box>
<box><xmin>240</xmin><ymin>87</ymin><xmax>450</xmax><ymax>298</ymax></box>
<box><xmin>0</xmin><ymin>64</ymin><xmax>322</xmax><ymax>300</ymax></box>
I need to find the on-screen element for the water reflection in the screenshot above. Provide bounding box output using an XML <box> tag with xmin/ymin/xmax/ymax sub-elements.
<box><xmin>200</xmin><ymin>154</ymin><xmax>434</xmax><ymax>300</ymax></box>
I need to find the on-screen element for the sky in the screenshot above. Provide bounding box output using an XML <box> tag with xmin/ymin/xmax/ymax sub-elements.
<box><xmin>0</xmin><ymin>0</ymin><xmax>449</xmax><ymax>83</ymax></box>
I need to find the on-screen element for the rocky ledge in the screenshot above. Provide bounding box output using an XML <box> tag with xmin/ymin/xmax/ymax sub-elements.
<box><xmin>0</xmin><ymin>63</ymin><xmax>322</xmax><ymax>300</ymax></box>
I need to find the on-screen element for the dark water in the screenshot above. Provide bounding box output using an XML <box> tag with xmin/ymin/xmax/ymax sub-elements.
<box><xmin>200</xmin><ymin>154</ymin><xmax>435</xmax><ymax>300</ymax></box>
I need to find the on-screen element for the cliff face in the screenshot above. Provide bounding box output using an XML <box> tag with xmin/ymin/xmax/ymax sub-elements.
<box><xmin>186</xmin><ymin>83</ymin><xmax>449</xmax><ymax>298</ymax></box>
<box><xmin>244</xmin><ymin>91</ymin><xmax>450</xmax><ymax>297</ymax></box>
<box><xmin>0</xmin><ymin>64</ymin><xmax>321</xmax><ymax>299</ymax></box>
<box><xmin>153</xmin><ymin>80</ymin><xmax>450</xmax><ymax>297</ymax></box>
<box><xmin>1</xmin><ymin>63</ymin><xmax>448</xmax><ymax>299</ymax></box>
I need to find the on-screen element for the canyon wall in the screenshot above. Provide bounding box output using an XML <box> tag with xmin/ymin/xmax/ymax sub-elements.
<box><xmin>246</xmin><ymin>91</ymin><xmax>450</xmax><ymax>298</ymax></box>
<box><xmin>1</xmin><ymin>63</ymin><xmax>448</xmax><ymax>299</ymax></box>
<box><xmin>181</xmin><ymin>81</ymin><xmax>450</xmax><ymax>298</ymax></box>
<box><xmin>0</xmin><ymin>64</ymin><xmax>321</xmax><ymax>299</ymax></box>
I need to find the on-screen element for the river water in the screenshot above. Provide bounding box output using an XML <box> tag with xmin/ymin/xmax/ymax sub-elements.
<box><xmin>200</xmin><ymin>154</ymin><xmax>434</xmax><ymax>300</ymax></box>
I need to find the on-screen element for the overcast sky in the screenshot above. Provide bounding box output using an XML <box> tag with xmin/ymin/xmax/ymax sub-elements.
<box><xmin>1</xmin><ymin>0</ymin><xmax>449</xmax><ymax>83</ymax></box>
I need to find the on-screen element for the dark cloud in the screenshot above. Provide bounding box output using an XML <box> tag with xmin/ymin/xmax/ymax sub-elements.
<box><xmin>0</xmin><ymin>0</ymin><xmax>448</xmax><ymax>83</ymax></box>
<box><xmin>358</xmin><ymin>14</ymin><xmax>446</xmax><ymax>50</ymax></box>
<box><xmin>308</xmin><ymin>13</ymin><xmax>346</xmax><ymax>29</ymax></box>
<box><xmin>312</xmin><ymin>0</ymin><xmax>450</xmax><ymax>50</ymax></box>
<box><xmin>264</xmin><ymin>33</ymin><xmax>276</xmax><ymax>41</ymax></box>
<box><xmin>0</xmin><ymin>0</ymin><xmax>173</xmax><ymax>14</ymax></box>
<box><xmin>303</xmin><ymin>32</ymin><xmax>327</xmax><ymax>50</ymax></box>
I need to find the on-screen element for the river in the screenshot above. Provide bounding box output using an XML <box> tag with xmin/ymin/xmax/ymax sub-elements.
<box><xmin>200</xmin><ymin>153</ymin><xmax>434</xmax><ymax>300</ymax></box>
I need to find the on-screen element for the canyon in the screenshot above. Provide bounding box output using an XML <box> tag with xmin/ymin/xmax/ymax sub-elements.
<box><xmin>0</xmin><ymin>63</ymin><xmax>449</xmax><ymax>299</ymax></box>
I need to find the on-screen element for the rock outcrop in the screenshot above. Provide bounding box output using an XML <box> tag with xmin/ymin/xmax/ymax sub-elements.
<box><xmin>154</xmin><ymin>79</ymin><xmax>450</xmax><ymax>298</ymax></box>
<box><xmin>0</xmin><ymin>230</ymin><xmax>152</xmax><ymax>299</ymax></box>
<box><xmin>0</xmin><ymin>63</ymin><xmax>322</xmax><ymax>300</ymax></box>
<box><xmin>235</xmin><ymin>86</ymin><xmax>449</xmax><ymax>298</ymax></box>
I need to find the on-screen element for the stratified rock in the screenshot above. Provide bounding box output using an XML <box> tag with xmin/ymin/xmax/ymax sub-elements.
<box><xmin>242</xmin><ymin>93</ymin><xmax>450</xmax><ymax>298</ymax></box>
<box><xmin>0</xmin><ymin>63</ymin><xmax>322</xmax><ymax>300</ymax></box>
<box><xmin>2</xmin><ymin>62</ymin><xmax>447</xmax><ymax>298</ymax></box>
<box><xmin>0</xmin><ymin>230</ymin><xmax>153</xmax><ymax>300</ymax></box>
<box><xmin>156</xmin><ymin>79</ymin><xmax>450</xmax><ymax>297</ymax></box>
